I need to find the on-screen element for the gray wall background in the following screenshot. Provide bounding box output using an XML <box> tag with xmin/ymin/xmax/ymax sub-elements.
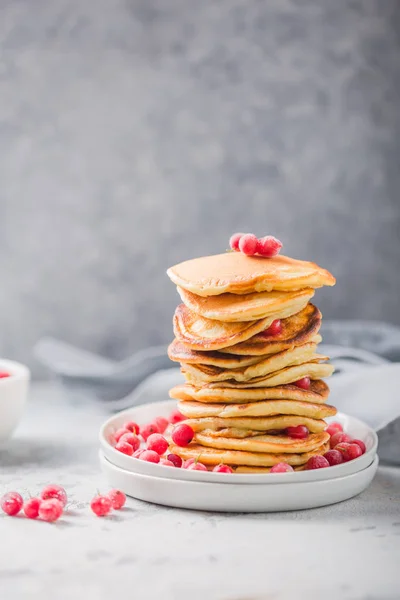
<box><xmin>1</xmin><ymin>0</ymin><xmax>400</xmax><ymax>375</ymax></box>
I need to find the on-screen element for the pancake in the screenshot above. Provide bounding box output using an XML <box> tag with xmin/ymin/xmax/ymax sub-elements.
<box><xmin>234</xmin><ymin>465</ymin><xmax>305</xmax><ymax>473</ymax></box>
<box><xmin>184</xmin><ymin>415</ymin><xmax>328</xmax><ymax>434</ymax></box>
<box><xmin>181</xmin><ymin>342</ymin><xmax>321</xmax><ymax>384</ymax></box>
<box><xmin>169</xmin><ymin>379</ymin><xmax>330</xmax><ymax>404</ymax></box>
<box><xmin>206</xmin><ymin>362</ymin><xmax>334</xmax><ymax>388</ymax></box>
<box><xmin>178</xmin><ymin>286</ymin><xmax>314</xmax><ymax>322</ymax></box>
<box><xmin>178</xmin><ymin>399</ymin><xmax>336</xmax><ymax>419</ymax></box>
<box><xmin>167</xmin><ymin>252</ymin><xmax>336</xmax><ymax>296</ymax></box>
<box><xmin>226</xmin><ymin>303</ymin><xmax>322</xmax><ymax>355</ymax></box>
<box><xmin>168</xmin><ymin>339</ymin><xmax>264</xmax><ymax>369</ymax></box>
<box><xmin>195</xmin><ymin>431</ymin><xmax>330</xmax><ymax>453</ymax></box>
<box><xmin>168</xmin><ymin>442</ymin><xmax>331</xmax><ymax>467</ymax></box>
<box><xmin>173</xmin><ymin>303</ymin><xmax>309</xmax><ymax>351</ymax></box>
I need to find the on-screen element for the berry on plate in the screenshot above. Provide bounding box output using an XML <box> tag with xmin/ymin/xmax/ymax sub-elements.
<box><xmin>153</xmin><ymin>416</ymin><xmax>169</xmax><ymax>434</ymax></box>
<box><xmin>270</xmin><ymin>463</ymin><xmax>294</xmax><ymax>473</ymax></box>
<box><xmin>115</xmin><ymin>441</ymin><xmax>134</xmax><ymax>456</ymax></box>
<box><xmin>141</xmin><ymin>423</ymin><xmax>160</xmax><ymax>441</ymax></box>
<box><xmin>167</xmin><ymin>453</ymin><xmax>183</xmax><ymax>468</ymax></box>
<box><xmin>326</xmin><ymin>422</ymin><xmax>343</xmax><ymax>437</ymax></box>
<box><xmin>171</xmin><ymin>423</ymin><xmax>194</xmax><ymax>447</ymax></box>
<box><xmin>146</xmin><ymin>433</ymin><xmax>168</xmax><ymax>455</ymax></box>
<box><xmin>123</xmin><ymin>421</ymin><xmax>140</xmax><ymax>435</ymax></box>
<box><xmin>119</xmin><ymin>432</ymin><xmax>140</xmax><ymax>451</ymax></box>
<box><xmin>0</xmin><ymin>491</ymin><xmax>23</xmax><ymax>516</ymax></box>
<box><xmin>352</xmin><ymin>439</ymin><xmax>366</xmax><ymax>454</ymax></box>
<box><xmin>330</xmin><ymin>432</ymin><xmax>352</xmax><ymax>449</ymax></box>
<box><xmin>114</xmin><ymin>427</ymin><xmax>131</xmax><ymax>443</ymax></box>
<box><xmin>306</xmin><ymin>455</ymin><xmax>330</xmax><ymax>470</ymax></box>
<box><xmin>139</xmin><ymin>450</ymin><xmax>160</xmax><ymax>463</ymax></box>
<box><xmin>323</xmin><ymin>449</ymin><xmax>344</xmax><ymax>466</ymax></box>
<box><xmin>212</xmin><ymin>464</ymin><xmax>233</xmax><ymax>474</ymax></box>
<box><xmin>335</xmin><ymin>442</ymin><xmax>363</xmax><ymax>462</ymax></box>
<box><xmin>160</xmin><ymin>459</ymin><xmax>175</xmax><ymax>467</ymax></box>
<box><xmin>187</xmin><ymin>462</ymin><xmax>207</xmax><ymax>471</ymax></box>
<box><xmin>183</xmin><ymin>458</ymin><xmax>196</xmax><ymax>469</ymax></box>
<box><xmin>169</xmin><ymin>409</ymin><xmax>185</xmax><ymax>424</ymax></box>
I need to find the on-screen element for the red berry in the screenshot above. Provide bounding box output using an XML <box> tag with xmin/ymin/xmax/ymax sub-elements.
<box><xmin>326</xmin><ymin>422</ymin><xmax>344</xmax><ymax>437</ymax></box>
<box><xmin>0</xmin><ymin>492</ymin><xmax>23</xmax><ymax>516</ymax></box>
<box><xmin>115</xmin><ymin>441</ymin><xmax>134</xmax><ymax>456</ymax></box>
<box><xmin>336</xmin><ymin>442</ymin><xmax>362</xmax><ymax>461</ymax></box>
<box><xmin>167</xmin><ymin>453</ymin><xmax>183</xmax><ymax>468</ymax></box>
<box><xmin>114</xmin><ymin>427</ymin><xmax>130</xmax><ymax>443</ymax></box>
<box><xmin>256</xmin><ymin>236</ymin><xmax>282</xmax><ymax>257</ymax></box>
<box><xmin>171</xmin><ymin>423</ymin><xmax>194</xmax><ymax>447</ymax></box>
<box><xmin>0</xmin><ymin>371</ymin><xmax>10</xmax><ymax>379</ymax></box>
<box><xmin>140</xmin><ymin>450</ymin><xmax>160</xmax><ymax>463</ymax></box>
<box><xmin>23</xmin><ymin>497</ymin><xmax>42</xmax><ymax>519</ymax></box>
<box><xmin>160</xmin><ymin>459</ymin><xmax>175</xmax><ymax>467</ymax></box>
<box><xmin>294</xmin><ymin>377</ymin><xmax>311</xmax><ymax>390</ymax></box>
<box><xmin>123</xmin><ymin>421</ymin><xmax>140</xmax><ymax>435</ymax></box>
<box><xmin>133</xmin><ymin>449</ymin><xmax>145</xmax><ymax>459</ymax></box>
<box><xmin>352</xmin><ymin>439</ymin><xmax>366</xmax><ymax>454</ymax></box>
<box><xmin>153</xmin><ymin>416</ymin><xmax>169</xmax><ymax>434</ymax></box>
<box><xmin>306</xmin><ymin>455</ymin><xmax>330</xmax><ymax>470</ymax></box>
<box><xmin>330</xmin><ymin>432</ymin><xmax>352</xmax><ymax>448</ymax></box>
<box><xmin>39</xmin><ymin>498</ymin><xmax>63</xmax><ymax>522</ymax></box>
<box><xmin>212</xmin><ymin>464</ymin><xmax>233</xmax><ymax>474</ymax></box>
<box><xmin>270</xmin><ymin>463</ymin><xmax>294</xmax><ymax>473</ymax></box>
<box><xmin>187</xmin><ymin>462</ymin><xmax>207</xmax><ymax>471</ymax></box>
<box><xmin>107</xmin><ymin>489</ymin><xmax>126</xmax><ymax>510</ymax></box>
<box><xmin>183</xmin><ymin>458</ymin><xmax>196</xmax><ymax>469</ymax></box>
<box><xmin>169</xmin><ymin>409</ymin><xmax>185</xmax><ymax>424</ymax></box>
<box><xmin>239</xmin><ymin>233</ymin><xmax>258</xmax><ymax>256</ymax></box>
<box><xmin>141</xmin><ymin>422</ymin><xmax>160</xmax><ymax>441</ymax></box>
<box><xmin>40</xmin><ymin>484</ymin><xmax>67</xmax><ymax>507</ymax></box>
<box><xmin>323</xmin><ymin>449</ymin><xmax>344</xmax><ymax>466</ymax></box>
<box><xmin>147</xmin><ymin>433</ymin><xmax>168</xmax><ymax>455</ymax></box>
<box><xmin>286</xmin><ymin>425</ymin><xmax>309</xmax><ymax>439</ymax></box>
<box><xmin>229</xmin><ymin>232</ymin><xmax>245</xmax><ymax>251</ymax></box>
<box><xmin>261</xmin><ymin>319</ymin><xmax>282</xmax><ymax>337</ymax></box>
<box><xmin>90</xmin><ymin>495</ymin><xmax>112</xmax><ymax>517</ymax></box>
<box><xmin>119</xmin><ymin>432</ymin><xmax>140</xmax><ymax>451</ymax></box>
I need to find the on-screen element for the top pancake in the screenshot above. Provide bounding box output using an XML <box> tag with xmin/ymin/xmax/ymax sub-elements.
<box><xmin>167</xmin><ymin>252</ymin><xmax>336</xmax><ymax>296</ymax></box>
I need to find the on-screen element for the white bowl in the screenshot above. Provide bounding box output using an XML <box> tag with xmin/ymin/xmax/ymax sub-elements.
<box><xmin>100</xmin><ymin>452</ymin><xmax>379</xmax><ymax>512</ymax></box>
<box><xmin>99</xmin><ymin>400</ymin><xmax>378</xmax><ymax>484</ymax></box>
<box><xmin>0</xmin><ymin>359</ymin><xmax>30</xmax><ymax>443</ymax></box>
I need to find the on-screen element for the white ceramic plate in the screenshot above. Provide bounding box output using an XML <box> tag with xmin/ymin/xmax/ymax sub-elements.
<box><xmin>99</xmin><ymin>400</ymin><xmax>378</xmax><ymax>484</ymax></box>
<box><xmin>100</xmin><ymin>452</ymin><xmax>379</xmax><ymax>512</ymax></box>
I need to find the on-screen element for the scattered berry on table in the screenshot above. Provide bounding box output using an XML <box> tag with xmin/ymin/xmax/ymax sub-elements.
<box><xmin>187</xmin><ymin>462</ymin><xmax>207</xmax><ymax>471</ymax></box>
<box><xmin>306</xmin><ymin>455</ymin><xmax>330</xmax><ymax>470</ymax></box>
<box><xmin>141</xmin><ymin>423</ymin><xmax>160</xmax><ymax>441</ymax></box>
<box><xmin>330</xmin><ymin>432</ymin><xmax>352</xmax><ymax>449</ymax></box>
<box><xmin>326</xmin><ymin>422</ymin><xmax>344</xmax><ymax>437</ymax></box>
<box><xmin>352</xmin><ymin>439</ymin><xmax>366</xmax><ymax>454</ymax></box>
<box><xmin>256</xmin><ymin>236</ymin><xmax>282</xmax><ymax>257</ymax></box>
<box><xmin>229</xmin><ymin>232</ymin><xmax>244</xmax><ymax>251</ymax></box>
<box><xmin>146</xmin><ymin>433</ymin><xmax>168</xmax><ymax>455</ymax></box>
<box><xmin>286</xmin><ymin>425</ymin><xmax>309</xmax><ymax>439</ymax></box>
<box><xmin>294</xmin><ymin>377</ymin><xmax>311</xmax><ymax>390</ymax></box>
<box><xmin>39</xmin><ymin>498</ymin><xmax>63</xmax><ymax>522</ymax></box>
<box><xmin>23</xmin><ymin>497</ymin><xmax>42</xmax><ymax>519</ymax></box>
<box><xmin>0</xmin><ymin>491</ymin><xmax>23</xmax><ymax>516</ymax></box>
<box><xmin>153</xmin><ymin>416</ymin><xmax>169</xmax><ymax>434</ymax></box>
<box><xmin>261</xmin><ymin>319</ymin><xmax>282</xmax><ymax>336</ymax></box>
<box><xmin>40</xmin><ymin>484</ymin><xmax>68</xmax><ymax>507</ymax></box>
<box><xmin>323</xmin><ymin>449</ymin><xmax>344</xmax><ymax>466</ymax></box>
<box><xmin>90</xmin><ymin>495</ymin><xmax>112</xmax><ymax>517</ymax></box>
<box><xmin>270</xmin><ymin>463</ymin><xmax>294</xmax><ymax>473</ymax></box>
<box><xmin>107</xmin><ymin>489</ymin><xmax>126</xmax><ymax>510</ymax></box>
<box><xmin>119</xmin><ymin>432</ymin><xmax>140</xmax><ymax>451</ymax></box>
<box><xmin>140</xmin><ymin>450</ymin><xmax>160</xmax><ymax>463</ymax></box>
<box><xmin>171</xmin><ymin>423</ymin><xmax>194</xmax><ymax>447</ymax></box>
<box><xmin>115</xmin><ymin>441</ymin><xmax>134</xmax><ymax>456</ymax></box>
<box><xmin>123</xmin><ymin>421</ymin><xmax>140</xmax><ymax>435</ymax></box>
<box><xmin>169</xmin><ymin>409</ymin><xmax>185</xmax><ymax>424</ymax></box>
<box><xmin>0</xmin><ymin>371</ymin><xmax>10</xmax><ymax>379</ymax></box>
<box><xmin>167</xmin><ymin>453</ymin><xmax>183</xmax><ymax>468</ymax></box>
<box><xmin>114</xmin><ymin>427</ymin><xmax>131</xmax><ymax>443</ymax></box>
<box><xmin>160</xmin><ymin>459</ymin><xmax>175</xmax><ymax>467</ymax></box>
<box><xmin>238</xmin><ymin>234</ymin><xmax>258</xmax><ymax>256</ymax></box>
<box><xmin>212</xmin><ymin>464</ymin><xmax>233</xmax><ymax>474</ymax></box>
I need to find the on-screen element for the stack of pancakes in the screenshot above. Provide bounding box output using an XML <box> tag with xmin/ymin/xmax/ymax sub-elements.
<box><xmin>167</xmin><ymin>251</ymin><xmax>336</xmax><ymax>472</ymax></box>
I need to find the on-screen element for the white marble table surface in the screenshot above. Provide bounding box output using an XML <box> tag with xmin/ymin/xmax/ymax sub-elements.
<box><xmin>1</xmin><ymin>382</ymin><xmax>400</xmax><ymax>600</ymax></box>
